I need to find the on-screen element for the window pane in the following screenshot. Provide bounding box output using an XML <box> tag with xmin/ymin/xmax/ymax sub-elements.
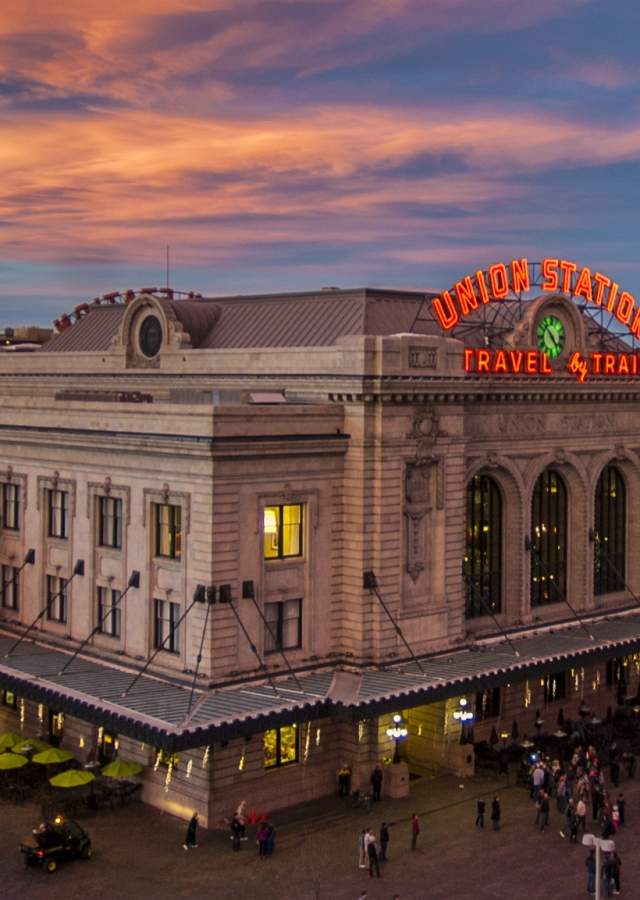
<box><xmin>263</xmin><ymin>506</ymin><xmax>280</xmax><ymax>559</ymax></box>
<box><xmin>464</xmin><ymin>475</ymin><xmax>502</xmax><ymax>617</ymax></box>
<box><xmin>264</xmin><ymin>728</ymin><xmax>278</xmax><ymax>768</ymax></box>
<box><xmin>282</xmin><ymin>599</ymin><xmax>301</xmax><ymax>649</ymax></box>
<box><xmin>531</xmin><ymin>469</ymin><xmax>567</xmax><ymax>607</ymax></box>
<box><xmin>173</xmin><ymin>506</ymin><xmax>182</xmax><ymax>559</ymax></box>
<box><xmin>594</xmin><ymin>465</ymin><xmax>625</xmax><ymax>595</ymax></box>
<box><xmin>278</xmin><ymin>725</ymin><xmax>297</xmax><ymax>764</ymax></box>
<box><xmin>265</xmin><ymin>602</ymin><xmax>280</xmax><ymax>653</ymax></box>
<box><xmin>282</xmin><ymin>505</ymin><xmax>302</xmax><ymax>557</ymax></box>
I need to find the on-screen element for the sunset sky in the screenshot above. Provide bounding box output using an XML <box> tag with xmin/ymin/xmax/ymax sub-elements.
<box><xmin>2</xmin><ymin>0</ymin><xmax>640</xmax><ymax>325</ymax></box>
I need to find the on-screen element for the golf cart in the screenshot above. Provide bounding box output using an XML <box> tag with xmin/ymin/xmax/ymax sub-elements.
<box><xmin>20</xmin><ymin>816</ymin><xmax>92</xmax><ymax>873</ymax></box>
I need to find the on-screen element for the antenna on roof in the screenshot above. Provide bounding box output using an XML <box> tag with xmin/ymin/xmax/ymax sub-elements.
<box><xmin>165</xmin><ymin>244</ymin><xmax>170</xmax><ymax>290</ymax></box>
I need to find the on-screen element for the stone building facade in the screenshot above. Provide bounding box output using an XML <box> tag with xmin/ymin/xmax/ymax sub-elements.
<box><xmin>1</xmin><ymin>269</ymin><xmax>640</xmax><ymax>824</ymax></box>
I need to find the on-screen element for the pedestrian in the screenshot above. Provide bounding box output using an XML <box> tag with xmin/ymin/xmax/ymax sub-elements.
<box><xmin>257</xmin><ymin>821</ymin><xmax>269</xmax><ymax>858</ymax></box>
<box><xmin>230</xmin><ymin>813</ymin><xmax>242</xmax><ymax>851</ymax></box>
<box><xmin>411</xmin><ymin>813</ymin><xmax>420</xmax><ymax>850</ymax></box>
<box><xmin>476</xmin><ymin>798</ymin><xmax>485</xmax><ymax>828</ymax></box>
<box><xmin>265</xmin><ymin>822</ymin><xmax>276</xmax><ymax>855</ymax></box>
<box><xmin>365</xmin><ymin>828</ymin><xmax>380</xmax><ymax>878</ymax></box>
<box><xmin>536</xmin><ymin>791</ymin><xmax>549</xmax><ymax>831</ymax></box>
<box><xmin>183</xmin><ymin>811</ymin><xmax>198</xmax><ymax>850</ymax></box>
<box><xmin>370</xmin><ymin>765</ymin><xmax>383</xmax><ymax>802</ymax></box>
<box><xmin>585</xmin><ymin>848</ymin><xmax>596</xmax><ymax>895</ymax></box>
<box><xmin>617</xmin><ymin>792</ymin><xmax>626</xmax><ymax>827</ymax></box>
<box><xmin>592</xmin><ymin>784</ymin><xmax>602</xmax><ymax>822</ymax></box>
<box><xmin>576</xmin><ymin>797</ymin><xmax>587</xmax><ymax>835</ymax></box>
<box><xmin>491</xmin><ymin>796</ymin><xmax>501</xmax><ymax>831</ymax></box>
<box><xmin>358</xmin><ymin>828</ymin><xmax>367</xmax><ymax>868</ymax></box>
<box><xmin>610</xmin><ymin>849</ymin><xmax>622</xmax><ymax>895</ymax></box>
<box><xmin>532</xmin><ymin>763</ymin><xmax>545</xmax><ymax>801</ymax></box>
<box><xmin>379</xmin><ymin>822</ymin><xmax>389</xmax><ymax>861</ymax></box>
<box><xmin>338</xmin><ymin>762</ymin><xmax>352</xmax><ymax>797</ymax></box>
<box><xmin>235</xmin><ymin>800</ymin><xmax>247</xmax><ymax>841</ymax></box>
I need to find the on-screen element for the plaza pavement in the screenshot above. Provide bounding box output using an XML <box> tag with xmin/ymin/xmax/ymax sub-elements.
<box><xmin>1</xmin><ymin>766</ymin><xmax>638</xmax><ymax>900</ymax></box>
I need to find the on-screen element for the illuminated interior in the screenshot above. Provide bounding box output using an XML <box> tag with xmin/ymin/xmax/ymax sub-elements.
<box><xmin>263</xmin><ymin>504</ymin><xmax>303</xmax><ymax>559</ymax></box>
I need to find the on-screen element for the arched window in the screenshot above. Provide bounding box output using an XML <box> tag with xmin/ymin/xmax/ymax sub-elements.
<box><xmin>465</xmin><ymin>475</ymin><xmax>502</xmax><ymax>618</ymax></box>
<box><xmin>594</xmin><ymin>465</ymin><xmax>626</xmax><ymax>595</ymax></box>
<box><xmin>530</xmin><ymin>469</ymin><xmax>567</xmax><ymax>606</ymax></box>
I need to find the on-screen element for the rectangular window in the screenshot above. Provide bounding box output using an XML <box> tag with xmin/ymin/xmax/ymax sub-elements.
<box><xmin>154</xmin><ymin>503</ymin><xmax>182</xmax><ymax>559</ymax></box>
<box><xmin>1</xmin><ymin>690</ymin><xmax>17</xmax><ymax>709</ymax></box>
<box><xmin>154</xmin><ymin>598</ymin><xmax>180</xmax><ymax>653</ymax></box>
<box><xmin>265</xmin><ymin>599</ymin><xmax>302</xmax><ymax>653</ymax></box>
<box><xmin>97</xmin><ymin>586</ymin><xmax>121</xmax><ymax>638</ymax></box>
<box><xmin>475</xmin><ymin>687</ymin><xmax>501</xmax><ymax>721</ymax></box>
<box><xmin>47</xmin><ymin>488</ymin><xmax>68</xmax><ymax>539</ymax></box>
<box><xmin>46</xmin><ymin>574</ymin><xmax>66</xmax><ymax>623</ymax></box>
<box><xmin>1</xmin><ymin>482</ymin><xmax>19</xmax><ymax>530</ymax></box>
<box><xmin>543</xmin><ymin>671</ymin><xmax>567</xmax><ymax>703</ymax></box>
<box><xmin>263</xmin><ymin>504</ymin><xmax>303</xmax><ymax>559</ymax></box>
<box><xmin>98</xmin><ymin>496</ymin><xmax>122</xmax><ymax>549</ymax></box>
<box><xmin>264</xmin><ymin>725</ymin><xmax>298</xmax><ymax>768</ymax></box>
<box><xmin>1</xmin><ymin>564</ymin><xmax>19</xmax><ymax>610</ymax></box>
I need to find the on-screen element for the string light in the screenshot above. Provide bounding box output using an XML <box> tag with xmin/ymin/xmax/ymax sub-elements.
<box><xmin>79</xmin><ymin>736</ymin><xmax>85</xmax><ymax>749</ymax></box>
<box><xmin>238</xmin><ymin>747</ymin><xmax>246</xmax><ymax>771</ymax></box>
<box><xmin>524</xmin><ymin>681</ymin><xmax>532</xmax><ymax>708</ymax></box>
<box><xmin>315</xmin><ymin>727</ymin><xmax>321</xmax><ymax>747</ymax></box>
<box><xmin>358</xmin><ymin>721</ymin><xmax>366</xmax><ymax>742</ymax></box>
<box><xmin>19</xmin><ymin>698</ymin><xmax>25</xmax><ymax>730</ymax></box>
<box><xmin>37</xmin><ymin>704</ymin><xmax>44</xmax><ymax>725</ymax></box>
<box><xmin>186</xmin><ymin>759</ymin><xmax>193</xmax><ymax>779</ymax></box>
<box><xmin>164</xmin><ymin>759</ymin><xmax>173</xmax><ymax>792</ymax></box>
<box><xmin>303</xmin><ymin>723</ymin><xmax>311</xmax><ymax>763</ymax></box>
<box><xmin>202</xmin><ymin>745</ymin><xmax>210</xmax><ymax>768</ymax></box>
<box><xmin>98</xmin><ymin>726</ymin><xmax>104</xmax><ymax>746</ymax></box>
<box><xmin>154</xmin><ymin>750</ymin><xmax>162</xmax><ymax>772</ymax></box>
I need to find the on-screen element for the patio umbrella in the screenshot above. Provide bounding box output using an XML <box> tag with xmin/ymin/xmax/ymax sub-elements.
<box><xmin>0</xmin><ymin>731</ymin><xmax>24</xmax><ymax>752</ymax></box>
<box><xmin>49</xmin><ymin>769</ymin><xmax>95</xmax><ymax>788</ymax></box>
<box><xmin>0</xmin><ymin>751</ymin><xmax>28</xmax><ymax>770</ymax></box>
<box><xmin>101</xmin><ymin>759</ymin><xmax>143</xmax><ymax>779</ymax></box>
<box><xmin>33</xmin><ymin>747</ymin><xmax>74</xmax><ymax>765</ymax></box>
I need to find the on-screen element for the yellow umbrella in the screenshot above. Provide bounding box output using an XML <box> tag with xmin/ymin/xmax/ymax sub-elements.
<box><xmin>13</xmin><ymin>738</ymin><xmax>50</xmax><ymax>755</ymax></box>
<box><xmin>49</xmin><ymin>769</ymin><xmax>95</xmax><ymax>788</ymax></box>
<box><xmin>33</xmin><ymin>747</ymin><xmax>74</xmax><ymax>765</ymax></box>
<box><xmin>0</xmin><ymin>731</ymin><xmax>24</xmax><ymax>752</ymax></box>
<box><xmin>0</xmin><ymin>751</ymin><xmax>28</xmax><ymax>770</ymax></box>
<box><xmin>101</xmin><ymin>759</ymin><xmax>143</xmax><ymax>778</ymax></box>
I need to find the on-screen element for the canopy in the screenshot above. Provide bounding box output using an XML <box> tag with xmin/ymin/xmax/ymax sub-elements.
<box><xmin>0</xmin><ymin>751</ymin><xmax>28</xmax><ymax>770</ymax></box>
<box><xmin>49</xmin><ymin>769</ymin><xmax>95</xmax><ymax>788</ymax></box>
<box><xmin>33</xmin><ymin>747</ymin><xmax>74</xmax><ymax>765</ymax></box>
<box><xmin>101</xmin><ymin>759</ymin><xmax>143</xmax><ymax>778</ymax></box>
<box><xmin>0</xmin><ymin>731</ymin><xmax>24</xmax><ymax>752</ymax></box>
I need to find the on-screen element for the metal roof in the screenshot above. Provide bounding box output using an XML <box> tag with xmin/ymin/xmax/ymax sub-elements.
<box><xmin>1</xmin><ymin>612</ymin><xmax>639</xmax><ymax>750</ymax></box>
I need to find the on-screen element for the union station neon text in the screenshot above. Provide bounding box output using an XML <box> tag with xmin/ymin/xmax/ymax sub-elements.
<box><xmin>433</xmin><ymin>257</ymin><xmax>640</xmax><ymax>337</ymax></box>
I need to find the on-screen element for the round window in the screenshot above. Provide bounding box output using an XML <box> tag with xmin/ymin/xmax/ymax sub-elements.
<box><xmin>139</xmin><ymin>315</ymin><xmax>163</xmax><ymax>358</ymax></box>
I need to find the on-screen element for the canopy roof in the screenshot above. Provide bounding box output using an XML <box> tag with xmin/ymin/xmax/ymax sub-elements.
<box><xmin>0</xmin><ymin>613</ymin><xmax>638</xmax><ymax>751</ymax></box>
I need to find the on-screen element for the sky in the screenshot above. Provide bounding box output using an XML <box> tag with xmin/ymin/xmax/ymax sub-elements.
<box><xmin>2</xmin><ymin>0</ymin><xmax>640</xmax><ymax>325</ymax></box>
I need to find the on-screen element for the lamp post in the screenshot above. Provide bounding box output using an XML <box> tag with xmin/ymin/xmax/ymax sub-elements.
<box><xmin>386</xmin><ymin>714</ymin><xmax>408</xmax><ymax>764</ymax></box>
<box><xmin>582</xmin><ymin>833</ymin><xmax>615</xmax><ymax>900</ymax></box>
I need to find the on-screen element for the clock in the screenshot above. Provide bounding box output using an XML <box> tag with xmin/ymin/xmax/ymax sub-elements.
<box><xmin>537</xmin><ymin>314</ymin><xmax>565</xmax><ymax>358</ymax></box>
<box><xmin>139</xmin><ymin>315</ymin><xmax>163</xmax><ymax>358</ymax></box>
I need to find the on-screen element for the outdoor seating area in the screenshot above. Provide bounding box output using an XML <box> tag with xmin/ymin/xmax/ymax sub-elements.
<box><xmin>0</xmin><ymin>730</ymin><xmax>143</xmax><ymax>819</ymax></box>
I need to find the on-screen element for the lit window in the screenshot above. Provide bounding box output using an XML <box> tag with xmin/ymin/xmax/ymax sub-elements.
<box><xmin>1</xmin><ymin>564</ymin><xmax>19</xmax><ymax>610</ymax></box>
<box><xmin>265</xmin><ymin>599</ymin><xmax>302</xmax><ymax>652</ymax></box>
<box><xmin>98</xmin><ymin>496</ymin><xmax>122</xmax><ymax>549</ymax></box>
<box><xmin>46</xmin><ymin>574</ymin><xmax>66</xmax><ymax>623</ymax></box>
<box><xmin>531</xmin><ymin>469</ymin><xmax>566</xmax><ymax>607</ymax></box>
<box><xmin>1</xmin><ymin>690</ymin><xmax>16</xmax><ymax>709</ymax></box>
<box><xmin>1</xmin><ymin>482</ymin><xmax>19</xmax><ymax>530</ymax></box>
<box><xmin>263</xmin><ymin>504</ymin><xmax>303</xmax><ymax>559</ymax></box>
<box><xmin>97</xmin><ymin>586</ymin><xmax>121</xmax><ymax>638</ymax></box>
<box><xmin>154</xmin><ymin>503</ymin><xmax>182</xmax><ymax>559</ymax></box>
<box><xmin>47</xmin><ymin>489</ymin><xmax>69</xmax><ymax>539</ymax></box>
<box><xmin>99</xmin><ymin>730</ymin><xmax>119</xmax><ymax>765</ymax></box>
<box><xmin>154</xmin><ymin>598</ymin><xmax>180</xmax><ymax>653</ymax></box>
<box><xmin>264</xmin><ymin>725</ymin><xmax>298</xmax><ymax>768</ymax></box>
<box><xmin>464</xmin><ymin>475</ymin><xmax>502</xmax><ymax>618</ymax></box>
<box><xmin>594</xmin><ymin>465</ymin><xmax>625</xmax><ymax>595</ymax></box>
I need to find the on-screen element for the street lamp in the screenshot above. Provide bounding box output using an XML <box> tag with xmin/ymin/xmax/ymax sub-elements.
<box><xmin>582</xmin><ymin>833</ymin><xmax>615</xmax><ymax>900</ymax></box>
<box><xmin>386</xmin><ymin>714</ymin><xmax>408</xmax><ymax>764</ymax></box>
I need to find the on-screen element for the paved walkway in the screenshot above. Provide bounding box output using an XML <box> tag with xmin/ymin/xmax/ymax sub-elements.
<box><xmin>2</xmin><ymin>767</ymin><xmax>638</xmax><ymax>899</ymax></box>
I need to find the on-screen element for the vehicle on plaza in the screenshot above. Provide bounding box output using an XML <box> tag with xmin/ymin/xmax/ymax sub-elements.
<box><xmin>20</xmin><ymin>817</ymin><xmax>92</xmax><ymax>873</ymax></box>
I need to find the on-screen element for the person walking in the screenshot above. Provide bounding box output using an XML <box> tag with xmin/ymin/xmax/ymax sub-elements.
<box><xmin>257</xmin><ymin>821</ymin><xmax>269</xmax><ymax>858</ymax></box>
<box><xmin>370</xmin><ymin>765</ymin><xmax>383</xmax><ymax>802</ymax></box>
<box><xmin>337</xmin><ymin>762</ymin><xmax>352</xmax><ymax>797</ymax></box>
<box><xmin>537</xmin><ymin>791</ymin><xmax>550</xmax><ymax>831</ymax></box>
<box><xmin>379</xmin><ymin>822</ymin><xmax>389</xmax><ymax>861</ymax></box>
<box><xmin>476</xmin><ymin>799</ymin><xmax>485</xmax><ymax>828</ymax></box>
<box><xmin>610</xmin><ymin>849</ymin><xmax>622</xmax><ymax>895</ymax></box>
<box><xmin>358</xmin><ymin>829</ymin><xmax>367</xmax><ymax>868</ymax></box>
<box><xmin>230</xmin><ymin>813</ymin><xmax>242</xmax><ymax>851</ymax></box>
<box><xmin>411</xmin><ymin>813</ymin><xmax>420</xmax><ymax>850</ymax></box>
<box><xmin>576</xmin><ymin>797</ymin><xmax>587</xmax><ymax>836</ymax></box>
<box><xmin>183</xmin><ymin>811</ymin><xmax>199</xmax><ymax>850</ymax></box>
<box><xmin>365</xmin><ymin>828</ymin><xmax>380</xmax><ymax>879</ymax></box>
<box><xmin>585</xmin><ymin>848</ymin><xmax>596</xmax><ymax>896</ymax></box>
<box><xmin>617</xmin><ymin>792</ymin><xmax>626</xmax><ymax>827</ymax></box>
<box><xmin>491</xmin><ymin>796</ymin><xmax>501</xmax><ymax>831</ymax></box>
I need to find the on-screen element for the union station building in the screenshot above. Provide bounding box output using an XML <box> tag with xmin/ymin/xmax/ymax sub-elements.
<box><xmin>1</xmin><ymin>258</ymin><xmax>640</xmax><ymax>824</ymax></box>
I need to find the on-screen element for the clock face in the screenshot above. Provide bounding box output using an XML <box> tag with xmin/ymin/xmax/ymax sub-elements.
<box><xmin>537</xmin><ymin>314</ymin><xmax>565</xmax><ymax>358</ymax></box>
<box><xmin>139</xmin><ymin>315</ymin><xmax>163</xmax><ymax>358</ymax></box>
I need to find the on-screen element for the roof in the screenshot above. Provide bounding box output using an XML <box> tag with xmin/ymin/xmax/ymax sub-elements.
<box><xmin>1</xmin><ymin>611</ymin><xmax>639</xmax><ymax>750</ymax></box>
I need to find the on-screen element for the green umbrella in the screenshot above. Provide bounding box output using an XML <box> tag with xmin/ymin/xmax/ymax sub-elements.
<box><xmin>101</xmin><ymin>759</ymin><xmax>143</xmax><ymax>778</ymax></box>
<box><xmin>0</xmin><ymin>731</ymin><xmax>24</xmax><ymax>752</ymax></box>
<box><xmin>49</xmin><ymin>769</ymin><xmax>95</xmax><ymax>788</ymax></box>
<box><xmin>33</xmin><ymin>747</ymin><xmax>74</xmax><ymax>765</ymax></box>
<box><xmin>13</xmin><ymin>738</ymin><xmax>50</xmax><ymax>755</ymax></box>
<box><xmin>0</xmin><ymin>751</ymin><xmax>28</xmax><ymax>770</ymax></box>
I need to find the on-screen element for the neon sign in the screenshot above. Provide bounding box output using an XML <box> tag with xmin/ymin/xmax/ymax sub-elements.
<box><xmin>463</xmin><ymin>348</ymin><xmax>640</xmax><ymax>382</ymax></box>
<box><xmin>433</xmin><ymin>257</ymin><xmax>640</xmax><ymax>339</ymax></box>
